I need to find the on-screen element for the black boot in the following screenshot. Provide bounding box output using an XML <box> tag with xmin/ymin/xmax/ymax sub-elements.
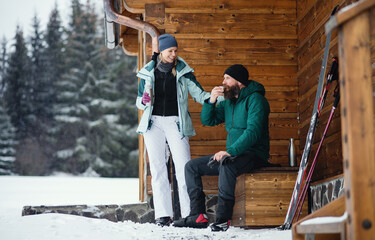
<box><xmin>210</xmin><ymin>220</ymin><xmax>230</xmax><ymax>232</ymax></box>
<box><xmin>173</xmin><ymin>213</ymin><xmax>209</xmax><ymax>228</ymax></box>
<box><xmin>155</xmin><ymin>216</ymin><xmax>172</xmax><ymax>227</ymax></box>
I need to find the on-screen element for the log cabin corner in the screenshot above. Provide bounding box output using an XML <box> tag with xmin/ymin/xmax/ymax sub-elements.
<box><xmin>103</xmin><ymin>0</ymin><xmax>375</xmax><ymax>239</ymax></box>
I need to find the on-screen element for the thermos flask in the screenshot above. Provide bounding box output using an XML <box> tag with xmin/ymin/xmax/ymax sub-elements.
<box><xmin>288</xmin><ymin>138</ymin><xmax>296</xmax><ymax>167</ymax></box>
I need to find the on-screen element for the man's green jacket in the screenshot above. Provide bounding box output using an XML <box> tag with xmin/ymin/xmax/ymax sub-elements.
<box><xmin>201</xmin><ymin>80</ymin><xmax>270</xmax><ymax>162</ymax></box>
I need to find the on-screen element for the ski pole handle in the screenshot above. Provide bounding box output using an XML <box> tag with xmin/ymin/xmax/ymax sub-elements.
<box><xmin>327</xmin><ymin>57</ymin><xmax>339</xmax><ymax>83</ymax></box>
<box><xmin>333</xmin><ymin>91</ymin><xmax>340</xmax><ymax>108</ymax></box>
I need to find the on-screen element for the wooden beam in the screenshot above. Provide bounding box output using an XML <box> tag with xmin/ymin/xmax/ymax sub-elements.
<box><xmin>118</xmin><ymin>8</ymin><xmax>139</xmax><ymax>56</ymax></box>
<box><xmin>338</xmin><ymin>1</ymin><xmax>375</xmax><ymax>239</ymax></box>
<box><xmin>124</xmin><ymin>0</ymin><xmax>296</xmax><ymax>14</ymax></box>
<box><xmin>144</xmin><ymin>3</ymin><xmax>165</xmax><ymax>60</ymax></box>
<box><xmin>138</xmin><ymin>30</ymin><xmax>145</xmax><ymax>202</ymax></box>
<box><xmin>120</xmin><ymin>32</ymin><xmax>138</xmax><ymax>56</ymax></box>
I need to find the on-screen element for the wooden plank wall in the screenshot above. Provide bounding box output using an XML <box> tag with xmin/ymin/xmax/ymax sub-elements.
<box><xmin>372</xmin><ymin>5</ymin><xmax>375</xmax><ymax>143</ymax></box>
<box><xmin>296</xmin><ymin>0</ymin><xmax>360</xmax><ymax>182</ymax></box>
<box><xmin>124</xmin><ymin>0</ymin><xmax>299</xmax><ymax>168</ymax></box>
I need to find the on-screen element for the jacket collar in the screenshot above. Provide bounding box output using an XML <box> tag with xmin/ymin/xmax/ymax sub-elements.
<box><xmin>138</xmin><ymin>57</ymin><xmax>193</xmax><ymax>80</ymax></box>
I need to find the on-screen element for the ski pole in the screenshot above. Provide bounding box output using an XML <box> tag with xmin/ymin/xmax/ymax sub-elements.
<box><xmin>295</xmin><ymin>91</ymin><xmax>340</xmax><ymax>222</ymax></box>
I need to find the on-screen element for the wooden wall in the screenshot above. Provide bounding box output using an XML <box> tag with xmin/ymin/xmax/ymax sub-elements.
<box><xmin>296</xmin><ymin>0</ymin><xmax>360</xmax><ymax>182</ymax></box>
<box><xmin>118</xmin><ymin>0</ymin><xmax>374</xmax><ymax>197</ymax></box>
<box><xmin>123</xmin><ymin>0</ymin><xmax>299</xmax><ymax>168</ymax></box>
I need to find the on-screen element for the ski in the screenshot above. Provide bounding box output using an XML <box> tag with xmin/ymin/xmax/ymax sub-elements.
<box><xmin>279</xmin><ymin>5</ymin><xmax>338</xmax><ymax>230</ymax></box>
<box><xmin>295</xmin><ymin>89</ymin><xmax>340</xmax><ymax>222</ymax></box>
<box><xmin>293</xmin><ymin>58</ymin><xmax>339</xmax><ymax>222</ymax></box>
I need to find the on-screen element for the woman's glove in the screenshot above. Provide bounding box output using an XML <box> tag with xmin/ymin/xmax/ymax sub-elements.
<box><xmin>152</xmin><ymin>52</ymin><xmax>159</xmax><ymax>62</ymax></box>
<box><xmin>142</xmin><ymin>92</ymin><xmax>151</xmax><ymax>105</ymax></box>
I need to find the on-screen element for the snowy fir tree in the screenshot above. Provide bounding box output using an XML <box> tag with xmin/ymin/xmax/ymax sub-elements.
<box><xmin>84</xmin><ymin>43</ymin><xmax>138</xmax><ymax>177</ymax></box>
<box><xmin>1</xmin><ymin>1</ymin><xmax>139</xmax><ymax>177</ymax></box>
<box><xmin>0</xmin><ymin>37</ymin><xmax>17</xmax><ymax>175</ymax></box>
<box><xmin>53</xmin><ymin>0</ymin><xmax>138</xmax><ymax>176</ymax></box>
<box><xmin>14</xmin><ymin>13</ymin><xmax>56</xmax><ymax>175</ymax></box>
<box><xmin>2</xmin><ymin>27</ymin><xmax>43</xmax><ymax>175</ymax></box>
<box><xmin>0</xmin><ymin>101</ymin><xmax>17</xmax><ymax>175</ymax></box>
<box><xmin>54</xmin><ymin>0</ymin><xmax>102</xmax><ymax>174</ymax></box>
<box><xmin>43</xmin><ymin>4</ymin><xmax>65</xmax><ymax>171</ymax></box>
<box><xmin>44</xmin><ymin>3</ymin><xmax>64</xmax><ymax>111</ymax></box>
<box><xmin>0</xmin><ymin>37</ymin><xmax>7</xmax><ymax>92</ymax></box>
<box><xmin>3</xmin><ymin>27</ymin><xmax>32</xmax><ymax>138</ymax></box>
<box><xmin>30</xmin><ymin>13</ymin><xmax>51</xmax><ymax>133</ymax></box>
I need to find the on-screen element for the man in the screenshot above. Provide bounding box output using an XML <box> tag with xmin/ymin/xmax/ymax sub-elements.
<box><xmin>173</xmin><ymin>64</ymin><xmax>270</xmax><ymax>231</ymax></box>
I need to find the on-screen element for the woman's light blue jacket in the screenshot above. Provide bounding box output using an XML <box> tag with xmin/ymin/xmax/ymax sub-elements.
<box><xmin>136</xmin><ymin>57</ymin><xmax>210</xmax><ymax>137</ymax></box>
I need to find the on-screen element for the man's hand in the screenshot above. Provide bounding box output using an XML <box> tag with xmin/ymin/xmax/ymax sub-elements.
<box><xmin>213</xmin><ymin>151</ymin><xmax>230</xmax><ymax>162</ymax></box>
<box><xmin>207</xmin><ymin>151</ymin><xmax>234</xmax><ymax>168</ymax></box>
<box><xmin>209</xmin><ymin>86</ymin><xmax>224</xmax><ymax>104</ymax></box>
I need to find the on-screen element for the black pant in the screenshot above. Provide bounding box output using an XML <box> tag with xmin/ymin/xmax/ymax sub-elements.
<box><xmin>185</xmin><ymin>151</ymin><xmax>266</xmax><ymax>222</ymax></box>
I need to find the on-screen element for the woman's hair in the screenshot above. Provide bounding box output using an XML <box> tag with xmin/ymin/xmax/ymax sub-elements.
<box><xmin>158</xmin><ymin>53</ymin><xmax>177</xmax><ymax>76</ymax></box>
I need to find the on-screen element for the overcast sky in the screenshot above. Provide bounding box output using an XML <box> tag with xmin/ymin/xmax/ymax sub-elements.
<box><xmin>0</xmin><ymin>0</ymin><xmax>101</xmax><ymax>44</ymax></box>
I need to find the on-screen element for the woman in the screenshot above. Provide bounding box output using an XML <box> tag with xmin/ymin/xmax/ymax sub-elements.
<box><xmin>136</xmin><ymin>34</ymin><xmax>210</xmax><ymax>226</ymax></box>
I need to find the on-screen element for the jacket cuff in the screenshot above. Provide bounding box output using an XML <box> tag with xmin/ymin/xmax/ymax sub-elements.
<box><xmin>226</xmin><ymin>148</ymin><xmax>234</xmax><ymax>156</ymax></box>
<box><xmin>205</xmin><ymin>98</ymin><xmax>216</xmax><ymax>105</ymax></box>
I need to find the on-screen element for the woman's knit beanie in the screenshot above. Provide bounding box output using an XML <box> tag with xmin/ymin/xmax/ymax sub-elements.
<box><xmin>158</xmin><ymin>34</ymin><xmax>178</xmax><ymax>52</ymax></box>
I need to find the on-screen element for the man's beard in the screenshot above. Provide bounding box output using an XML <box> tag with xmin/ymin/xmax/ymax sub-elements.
<box><xmin>224</xmin><ymin>84</ymin><xmax>241</xmax><ymax>103</ymax></box>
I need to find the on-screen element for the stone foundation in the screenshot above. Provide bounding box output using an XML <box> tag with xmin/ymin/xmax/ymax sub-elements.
<box><xmin>310</xmin><ymin>176</ymin><xmax>345</xmax><ymax>212</ymax></box>
<box><xmin>22</xmin><ymin>194</ymin><xmax>218</xmax><ymax>223</ymax></box>
<box><xmin>22</xmin><ymin>202</ymin><xmax>155</xmax><ymax>223</ymax></box>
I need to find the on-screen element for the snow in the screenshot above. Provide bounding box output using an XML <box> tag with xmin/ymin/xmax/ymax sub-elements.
<box><xmin>56</xmin><ymin>149</ymin><xmax>74</xmax><ymax>159</ymax></box>
<box><xmin>0</xmin><ymin>176</ymin><xmax>292</xmax><ymax>240</ymax></box>
<box><xmin>300</xmin><ymin>212</ymin><xmax>347</xmax><ymax>225</ymax></box>
<box><xmin>55</xmin><ymin>115</ymin><xmax>81</xmax><ymax>123</ymax></box>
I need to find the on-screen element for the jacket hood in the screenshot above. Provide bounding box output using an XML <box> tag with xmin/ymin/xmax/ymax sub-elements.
<box><xmin>238</xmin><ymin>80</ymin><xmax>265</xmax><ymax>100</ymax></box>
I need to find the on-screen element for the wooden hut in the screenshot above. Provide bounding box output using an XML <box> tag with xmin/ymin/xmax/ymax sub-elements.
<box><xmin>103</xmin><ymin>0</ymin><xmax>375</xmax><ymax>238</ymax></box>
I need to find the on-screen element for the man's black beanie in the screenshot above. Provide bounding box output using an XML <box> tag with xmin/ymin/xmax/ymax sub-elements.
<box><xmin>224</xmin><ymin>64</ymin><xmax>250</xmax><ymax>86</ymax></box>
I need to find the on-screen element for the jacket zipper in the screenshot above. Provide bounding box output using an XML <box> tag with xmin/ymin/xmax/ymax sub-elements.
<box><xmin>177</xmin><ymin>76</ymin><xmax>184</xmax><ymax>138</ymax></box>
<box><xmin>163</xmin><ymin>72</ymin><xmax>167</xmax><ymax>116</ymax></box>
<box><xmin>229</xmin><ymin>104</ymin><xmax>235</xmax><ymax>145</ymax></box>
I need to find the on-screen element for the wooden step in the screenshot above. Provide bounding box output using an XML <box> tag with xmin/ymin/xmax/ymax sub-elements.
<box><xmin>296</xmin><ymin>212</ymin><xmax>347</xmax><ymax>240</ymax></box>
<box><xmin>292</xmin><ymin>195</ymin><xmax>346</xmax><ymax>240</ymax></box>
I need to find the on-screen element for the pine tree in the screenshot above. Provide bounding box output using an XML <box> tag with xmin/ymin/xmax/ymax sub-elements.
<box><xmin>0</xmin><ymin>37</ymin><xmax>7</xmax><ymax>93</ymax></box>
<box><xmin>3</xmin><ymin>26</ymin><xmax>32</xmax><ymax>138</ymax></box>
<box><xmin>86</xmin><ymin>45</ymin><xmax>138</xmax><ymax>177</ymax></box>
<box><xmin>0</xmin><ymin>37</ymin><xmax>17</xmax><ymax>175</ymax></box>
<box><xmin>30</xmin><ymin>13</ymin><xmax>49</xmax><ymax>135</ymax></box>
<box><xmin>54</xmin><ymin>0</ymin><xmax>101</xmax><ymax>174</ymax></box>
<box><xmin>45</xmin><ymin>3</ymin><xmax>64</xmax><ymax>110</ymax></box>
<box><xmin>53</xmin><ymin>0</ymin><xmax>139</xmax><ymax>176</ymax></box>
<box><xmin>44</xmin><ymin>4</ymin><xmax>65</xmax><ymax>172</ymax></box>
<box><xmin>74</xmin><ymin>1</ymin><xmax>139</xmax><ymax>177</ymax></box>
<box><xmin>0</xmin><ymin>101</ymin><xmax>17</xmax><ymax>175</ymax></box>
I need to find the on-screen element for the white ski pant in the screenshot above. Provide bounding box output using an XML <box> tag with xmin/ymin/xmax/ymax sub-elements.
<box><xmin>143</xmin><ymin>115</ymin><xmax>191</xmax><ymax>219</ymax></box>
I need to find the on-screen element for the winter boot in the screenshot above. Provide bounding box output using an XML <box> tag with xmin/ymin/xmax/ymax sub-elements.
<box><xmin>155</xmin><ymin>216</ymin><xmax>172</xmax><ymax>227</ymax></box>
<box><xmin>172</xmin><ymin>213</ymin><xmax>209</xmax><ymax>228</ymax></box>
<box><xmin>210</xmin><ymin>220</ymin><xmax>230</xmax><ymax>232</ymax></box>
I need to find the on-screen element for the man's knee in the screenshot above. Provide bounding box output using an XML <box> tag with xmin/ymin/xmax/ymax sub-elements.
<box><xmin>218</xmin><ymin>162</ymin><xmax>236</xmax><ymax>175</ymax></box>
<box><xmin>185</xmin><ymin>158</ymin><xmax>197</xmax><ymax>175</ymax></box>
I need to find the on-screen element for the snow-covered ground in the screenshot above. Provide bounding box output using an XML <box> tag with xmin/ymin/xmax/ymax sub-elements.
<box><xmin>0</xmin><ymin>176</ymin><xmax>292</xmax><ymax>240</ymax></box>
